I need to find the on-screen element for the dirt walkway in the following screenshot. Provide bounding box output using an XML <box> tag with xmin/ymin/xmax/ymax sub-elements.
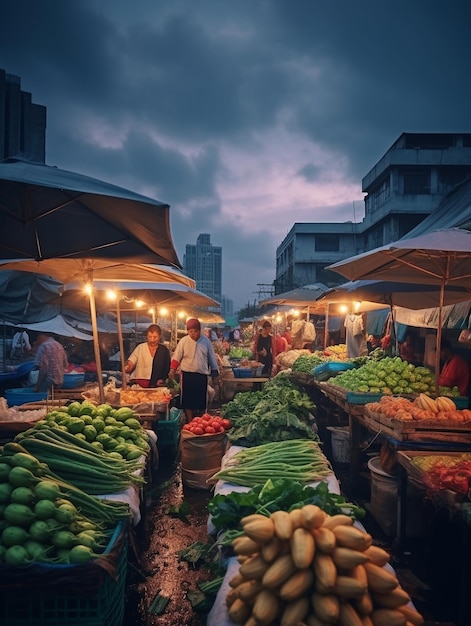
<box><xmin>124</xmin><ymin>448</ymin><xmax>214</xmax><ymax>626</ymax></box>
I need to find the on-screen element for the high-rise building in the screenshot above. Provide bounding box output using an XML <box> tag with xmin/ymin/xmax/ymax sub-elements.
<box><xmin>183</xmin><ymin>233</ymin><xmax>222</xmax><ymax>305</ymax></box>
<box><xmin>0</xmin><ymin>69</ymin><xmax>46</xmax><ymax>162</ymax></box>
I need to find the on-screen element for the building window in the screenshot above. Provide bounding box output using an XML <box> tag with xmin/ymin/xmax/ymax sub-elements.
<box><xmin>315</xmin><ymin>235</ymin><xmax>339</xmax><ymax>252</ymax></box>
<box><xmin>403</xmin><ymin>171</ymin><xmax>430</xmax><ymax>194</ymax></box>
<box><xmin>438</xmin><ymin>168</ymin><xmax>471</xmax><ymax>192</ymax></box>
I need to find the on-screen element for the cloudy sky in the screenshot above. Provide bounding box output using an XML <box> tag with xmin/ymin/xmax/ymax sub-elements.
<box><xmin>1</xmin><ymin>1</ymin><xmax>470</xmax><ymax>311</ymax></box>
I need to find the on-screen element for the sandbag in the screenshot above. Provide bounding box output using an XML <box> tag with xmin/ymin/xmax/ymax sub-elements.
<box><xmin>180</xmin><ymin>429</ymin><xmax>227</xmax><ymax>471</ymax></box>
<box><xmin>181</xmin><ymin>467</ymin><xmax>220</xmax><ymax>490</ymax></box>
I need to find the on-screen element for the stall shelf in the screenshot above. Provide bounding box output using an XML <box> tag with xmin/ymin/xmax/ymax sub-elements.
<box><xmin>396</xmin><ymin>450</ymin><xmax>471</xmax><ymax>626</ymax></box>
<box><xmin>314</xmin><ymin>380</ymin><xmax>471</xmax><ymax>491</ymax></box>
<box><xmin>363</xmin><ymin>405</ymin><xmax>471</xmax><ymax>443</ymax></box>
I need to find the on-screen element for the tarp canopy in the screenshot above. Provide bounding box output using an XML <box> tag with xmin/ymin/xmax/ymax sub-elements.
<box><xmin>0</xmin><ymin>270</ymin><xmax>62</xmax><ymax>322</ymax></box>
<box><xmin>403</xmin><ymin>176</ymin><xmax>471</xmax><ymax>237</ymax></box>
<box><xmin>4</xmin><ymin>314</ymin><xmax>94</xmax><ymax>340</ymax></box>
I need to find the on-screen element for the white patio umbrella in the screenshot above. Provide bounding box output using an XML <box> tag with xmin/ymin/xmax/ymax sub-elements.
<box><xmin>327</xmin><ymin>227</ymin><xmax>471</xmax><ymax>390</ymax></box>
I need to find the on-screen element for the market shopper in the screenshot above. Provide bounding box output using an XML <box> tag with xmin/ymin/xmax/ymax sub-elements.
<box><xmin>399</xmin><ymin>334</ymin><xmax>417</xmax><ymax>363</ymax></box>
<box><xmin>274</xmin><ymin>330</ymin><xmax>288</xmax><ymax>354</ymax></box>
<box><xmin>438</xmin><ymin>338</ymin><xmax>471</xmax><ymax>397</ymax></box>
<box><xmin>124</xmin><ymin>324</ymin><xmax>171</xmax><ymax>388</ymax></box>
<box><xmin>253</xmin><ymin>320</ymin><xmax>277</xmax><ymax>376</ymax></box>
<box><xmin>32</xmin><ymin>332</ymin><xmax>69</xmax><ymax>392</ymax></box>
<box><xmin>168</xmin><ymin>318</ymin><xmax>220</xmax><ymax>423</ymax></box>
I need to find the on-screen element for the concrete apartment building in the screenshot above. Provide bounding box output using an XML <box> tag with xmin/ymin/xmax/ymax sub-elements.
<box><xmin>0</xmin><ymin>69</ymin><xmax>46</xmax><ymax>162</ymax></box>
<box><xmin>275</xmin><ymin>132</ymin><xmax>471</xmax><ymax>293</ymax></box>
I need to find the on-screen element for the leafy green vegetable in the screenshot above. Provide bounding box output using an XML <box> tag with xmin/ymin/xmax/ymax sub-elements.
<box><xmin>208</xmin><ymin>478</ymin><xmax>365</xmax><ymax>532</ymax></box>
<box><xmin>168</xmin><ymin>501</ymin><xmax>191</xmax><ymax>523</ymax></box>
<box><xmin>221</xmin><ymin>372</ymin><xmax>317</xmax><ymax>446</ymax></box>
<box><xmin>177</xmin><ymin>540</ymin><xmax>218</xmax><ymax>566</ymax></box>
<box><xmin>227</xmin><ymin>408</ymin><xmax>317</xmax><ymax>447</ymax></box>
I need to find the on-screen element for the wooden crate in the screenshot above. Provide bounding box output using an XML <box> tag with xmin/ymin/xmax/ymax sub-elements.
<box><xmin>397</xmin><ymin>450</ymin><xmax>471</xmax><ymax>504</ymax></box>
<box><xmin>363</xmin><ymin>406</ymin><xmax>471</xmax><ymax>443</ymax></box>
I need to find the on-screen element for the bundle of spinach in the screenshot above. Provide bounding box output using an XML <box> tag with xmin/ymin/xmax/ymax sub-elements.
<box><xmin>221</xmin><ymin>373</ymin><xmax>317</xmax><ymax>446</ymax></box>
<box><xmin>226</xmin><ymin>407</ymin><xmax>317</xmax><ymax>447</ymax></box>
<box><xmin>208</xmin><ymin>478</ymin><xmax>365</xmax><ymax>534</ymax></box>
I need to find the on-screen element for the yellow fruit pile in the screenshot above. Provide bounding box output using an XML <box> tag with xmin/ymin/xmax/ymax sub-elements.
<box><xmin>226</xmin><ymin>507</ymin><xmax>424</xmax><ymax>626</ymax></box>
<box><xmin>366</xmin><ymin>394</ymin><xmax>471</xmax><ymax>422</ymax></box>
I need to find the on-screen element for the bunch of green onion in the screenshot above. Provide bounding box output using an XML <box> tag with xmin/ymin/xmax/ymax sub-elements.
<box><xmin>210</xmin><ymin>440</ymin><xmax>332</xmax><ymax>488</ymax></box>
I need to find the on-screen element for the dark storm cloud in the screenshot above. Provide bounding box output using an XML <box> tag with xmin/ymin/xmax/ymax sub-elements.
<box><xmin>1</xmin><ymin>0</ymin><xmax>471</xmax><ymax>309</ymax></box>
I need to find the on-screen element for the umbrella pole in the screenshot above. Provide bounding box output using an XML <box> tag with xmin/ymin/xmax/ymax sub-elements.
<box><xmin>324</xmin><ymin>303</ymin><xmax>330</xmax><ymax>349</ymax></box>
<box><xmin>116</xmin><ymin>298</ymin><xmax>127</xmax><ymax>390</ymax></box>
<box><xmin>435</xmin><ymin>281</ymin><xmax>445</xmax><ymax>396</ymax></box>
<box><xmin>87</xmin><ymin>287</ymin><xmax>105</xmax><ymax>403</ymax></box>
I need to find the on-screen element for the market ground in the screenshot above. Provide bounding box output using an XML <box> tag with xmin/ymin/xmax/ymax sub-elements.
<box><xmin>123</xmin><ymin>437</ymin><xmax>464</xmax><ymax>626</ymax></box>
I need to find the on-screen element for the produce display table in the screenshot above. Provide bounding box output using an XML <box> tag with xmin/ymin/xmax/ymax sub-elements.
<box><xmin>314</xmin><ymin>381</ymin><xmax>471</xmax><ymax>490</ymax></box>
<box><xmin>396</xmin><ymin>450</ymin><xmax>471</xmax><ymax>626</ymax></box>
<box><xmin>207</xmin><ymin>443</ymin><xmax>342</xmax><ymax>626</ymax></box>
<box><xmin>221</xmin><ymin>376</ymin><xmax>270</xmax><ymax>395</ymax></box>
<box><xmin>207</xmin><ymin>444</ymin><xmax>341</xmax><ymax>535</ymax></box>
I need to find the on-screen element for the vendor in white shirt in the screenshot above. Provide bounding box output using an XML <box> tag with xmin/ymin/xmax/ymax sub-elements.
<box><xmin>124</xmin><ymin>324</ymin><xmax>170</xmax><ymax>388</ymax></box>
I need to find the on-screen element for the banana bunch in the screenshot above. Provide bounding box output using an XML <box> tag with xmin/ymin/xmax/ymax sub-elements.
<box><xmin>416</xmin><ymin>393</ymin><xmax>456</xmax><ymax>413</ymax></box>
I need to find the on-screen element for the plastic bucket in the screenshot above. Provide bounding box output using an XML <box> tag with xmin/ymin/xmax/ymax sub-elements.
<box><xmin>368</xmin><ymin>456</ymin><xmax>398</xmax><ymax>536</ymax></box>
<box><xmin>368</xmin><ymin>456</ymin><xmax>424</xmax><ymax>538</ymax></box>
<box><xmin>328</xmin><ymin>426</ymin><xmax>351</xmax><ymax>463</ymax></box>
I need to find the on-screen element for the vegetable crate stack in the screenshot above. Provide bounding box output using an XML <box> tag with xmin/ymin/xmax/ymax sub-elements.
<box><xmin>0</xmin><ymin>399</ymin><xmax>152</xmax><ymax>626</ymax></box>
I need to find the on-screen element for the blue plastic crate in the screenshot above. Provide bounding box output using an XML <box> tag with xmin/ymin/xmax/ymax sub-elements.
<box><xmin>313</xmin><ymin>361</ymin><xmax>355</xmax><ymax>381</ymax></box>
<box><xmin>233</xmin><ymin>367</ymin><xmax>252</xmax><ymax>378</ymax></box>
<box><xmin>4</xmin><ymin>387</ymin><xmax>48</xmax><ymax>406</ymax></box>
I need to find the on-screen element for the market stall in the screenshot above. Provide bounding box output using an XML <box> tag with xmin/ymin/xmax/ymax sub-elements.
<box><xmin>200</xmin><ymin>389</ymin><xmax>423</xmax><ymax>626</ymax></box>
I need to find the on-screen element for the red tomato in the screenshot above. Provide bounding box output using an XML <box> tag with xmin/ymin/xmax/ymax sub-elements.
<box><xmin>201</xmin><ymin>413</ymin><xmax>212</xmax><ymax>420</ymax></box>
<box><xmin>182</xmin><ymin>423</ymin><xmax>190</xmax><ymax>431</ymax></box>
<box><xmin>221</xmin><ymin>419</ymin><xmax>232</xmax><ymax>430</ymax></box>
<box><xmin>204</xmin><ymin>426</ymin><xmax>216</xmax><ymax>434</ymax></box>
<box><xmin>193</xmin><ymin>427</ymin><xmax>204</xmax><ymax>435</ymax></box>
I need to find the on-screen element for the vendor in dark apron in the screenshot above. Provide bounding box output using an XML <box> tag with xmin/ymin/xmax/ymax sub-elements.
<box><xmin>168</xmin><ymin>318</ymin><xmax>220</xmax><ymax>423</ymax></box>
<box><xmin>124</xmin><ymin>324</ymin><xmax>170</xmax><ymax>387</ymax></box>
<box><xmin>253</xmin><ymin>320</ymin><xmax>276</xmax><ymax>376</ymax></box>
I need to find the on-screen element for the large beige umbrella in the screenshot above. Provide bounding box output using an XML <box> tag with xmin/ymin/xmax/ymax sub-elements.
<box><xmin>0</xmin><ymin>262</ymin><xmax>196</xmax><ymax>400</ymax></box>
<box><xmin>327</xmin><ymin>227</ymin><xmax>471</xmax><ymax>389</ymax></box>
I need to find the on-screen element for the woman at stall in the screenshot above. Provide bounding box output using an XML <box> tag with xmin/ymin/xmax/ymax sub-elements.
<box><xmin>123</xmin><ymin>324</ymin><xmax>170</xmax><ymax>388</ymax></box>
